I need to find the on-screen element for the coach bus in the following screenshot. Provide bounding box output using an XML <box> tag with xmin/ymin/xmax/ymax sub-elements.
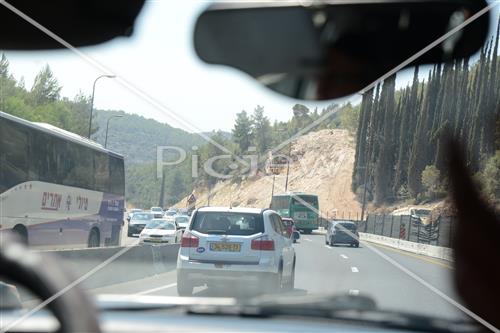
<box><xmin>0</xmin><ymin>111</ymin><xmax>125</xmax><ymax>249</ymax></box>
<box><xmin>270</xmin><ymin>192</ymin><xmax>319</xmax><ymax>234</ymax></box>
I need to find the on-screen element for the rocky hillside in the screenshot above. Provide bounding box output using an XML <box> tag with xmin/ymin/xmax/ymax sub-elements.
<box><xmin>177</xmin><ymin>129</ymin><xmax>361</xmax><ymax>219</ymax></box>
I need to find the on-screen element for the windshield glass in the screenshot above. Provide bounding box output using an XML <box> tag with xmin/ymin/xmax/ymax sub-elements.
<box><xmin>175</xmin><ymin>216</ymin><xmax>189</xmax><ymax>224</ymax></box>
<box><xmin>131</xmin><ymin>213</ymin><xmax>154</xmax><ymax>221</ymax></box>
<box><xmin>291</xmin><ymin>196</ymin><xmax>318</xmax><ymax>207</ymax></box>
<box><xmin>191</xmin><ymin>212</ymin><xmax>264</xmax><ymax>235</ymax></box>
<box><xmin>0</xmin><ymin>0</ymin><xmax>499</xmax><ymax>328</ymax></box>
<box><xmin>145</xmin><ymin>220</ymin><xmax>175</xmax><ymax>230</ymax></box>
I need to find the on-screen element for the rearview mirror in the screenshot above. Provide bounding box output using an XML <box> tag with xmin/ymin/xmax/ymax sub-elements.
<box><xmin>194</xmin><ymin>0</ymin><xmax>489</xmax><ymax>100</ymax></box>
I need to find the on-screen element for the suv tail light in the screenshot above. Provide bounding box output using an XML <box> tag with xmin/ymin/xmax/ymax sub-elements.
<box><xmin>181</xmin><ymin>231</ymin><xmax>199</xmax><ymax>248</ymax></box>
<box><xmin>251</xmin><ymin>235</ymin><xmax>275</xmax><ymax>251</ymax></box>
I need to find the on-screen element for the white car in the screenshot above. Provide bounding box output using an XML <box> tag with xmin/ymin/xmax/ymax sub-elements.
<box><xmin>176</xmin><ymin>207</ymin><xmax>296</xmax><ymax>296</ymax></box>
<box><xmin>174</xmin><ymin>215</ymin><xmax>190</xmax><ymax>230</ymax></box>
<box><xmin>139</xmin><ymin>219</ymin><xmax>183</xmax><ymax>245</ymax></box>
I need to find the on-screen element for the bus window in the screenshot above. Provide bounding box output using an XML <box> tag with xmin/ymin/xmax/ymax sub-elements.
<box><xmin>109</xmin><ymin>156</ymin><xmax>124</xmax><ymax>195</ymax></box>
<box><xmin>94</xmin><ymin>152</ymin><xmax>109</xmax><ymax>193</ymax></box>
<box><xmin>1</xmin><ymin>120</ymin><xmax>28</xmax><ymax>190</ymax></box>
<box><xmin>292</xmin><ymin>196</ymin><xmax>318</xmax><ymax>208</ymax></box>
<box><xmin>271</xmin><ymin>196</ymin><xmax>289</xmax><ymax>210</ymax></box>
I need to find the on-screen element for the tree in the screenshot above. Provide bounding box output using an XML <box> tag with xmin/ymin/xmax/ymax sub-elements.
<box><xmin>291</xmin><ymin>103</ymin><xmax>311</xmax><ymax>132</ymax></box>
<box><xmin>31</xmin><ymin>64</ymin><xmax>61</xmax><ymax>105</ymax></box>
<box><xmin>421</xmin><ymin>165</ymin><xmax>441</xmax><ymax>200</ymax></box>
<box><xmin>232</xmin><ymin>110</ymin><xmax>253</xmax><ymax>153</ymax></box>
<box><xmin>167</xmin><ymin>171</ymin><xmax>187</xmax><ymax>205</ymax></box>
<box><xmin>251</xmin><ymin>105</ymin><xmax>272</xmax><ymax>155</ymax></box>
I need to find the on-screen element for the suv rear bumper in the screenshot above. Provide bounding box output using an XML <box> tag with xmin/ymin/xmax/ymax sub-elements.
<box><xmin>177</xmin><ymin>254</ymin><xmax>278</xmax><ymax>287</ymax></box>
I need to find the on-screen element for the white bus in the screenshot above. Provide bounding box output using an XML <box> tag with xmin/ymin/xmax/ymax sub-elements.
<box><xmin>0</xmin><ymin>111</ymin><xmax>125</xmax><ymax>249</ymax></box>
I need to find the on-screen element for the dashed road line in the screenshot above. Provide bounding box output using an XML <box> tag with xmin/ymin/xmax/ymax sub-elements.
<box><xmin>351</xmin><ymin>267</ymin><xmax>359</xmax><ymax>273</ymax></box>
<box><xmin>134</xmin><ymin>283</ymin><xmax>177</xmax><ymax>296</ymax></box>
<box><xmin>340</xmin><ymin>254</ymin><xmax>348</xmax><ymax>259</ymax></box>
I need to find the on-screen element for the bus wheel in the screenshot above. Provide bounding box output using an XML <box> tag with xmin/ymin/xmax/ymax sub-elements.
<box><xmin>13</xmin><ymin>225</ymin><xmax>28</xmax><ymax>245</ymax></box>
<box><xmin>88</xmin><ymin>229</ymin><xmax>100</xmax><ymax>248</ymax></box>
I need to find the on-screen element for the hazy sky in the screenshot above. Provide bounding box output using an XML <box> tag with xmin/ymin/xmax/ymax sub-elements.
<box><xmin>3</xmin><ymin>1</ymin><xmax>498</xmax><ymax>133</ymax></box>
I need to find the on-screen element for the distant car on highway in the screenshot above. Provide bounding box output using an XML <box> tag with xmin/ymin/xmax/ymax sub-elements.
<box><xmin>177</xmin><ymin>207</ymin><xmax>296</xmax><ymax>296</ymax></box>
<box><xmin>126</xmin><ymin>208</ymin><xmax>143</xmax><ymax>222</ymax></box>
<box><xmin>139</xmin><ymin>219</ymin><xmax>183</xmax><ymax>245</ymax></box>
<box><xmin>174</xmin><ymin>215</ymin><xmax>190</xmax><ymax>230</ymax></box>
<box><xmin>164</xmin><ymin>209</ymin><xmax>177</xmax><ymax>217</ymax></box>
<box><xmin>150</xmin><ymin>206</ymin><xmax>163</xmax><ymax>214</ymax></box>
<box><xmin>325</xmin><ymin>220</ymin><xmax>359</xmax><ymax>247</ymax></box>
<box><xmin>128</xmin><ymin>212</ymin><xmax>155</xmax><ymax>237</ymax></box>
<box><xmin>281</xmin><ymin>217</ymin><xmax>300</xmax><ymax>243</ymax></box>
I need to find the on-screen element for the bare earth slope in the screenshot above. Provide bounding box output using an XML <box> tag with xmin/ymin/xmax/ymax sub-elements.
<box><xmin>178</xmin><ymin>129</ymin><xmax>361</xmax><ymax>218</ymax></box>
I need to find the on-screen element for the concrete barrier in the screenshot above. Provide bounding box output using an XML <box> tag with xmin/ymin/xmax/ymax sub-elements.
<box><xmin>359</xmin><ymin>232</ymin><xmax>453</xmax><ymax>262</ymax></box>
<box><xmin>39</xmin><ymin>244</ymin><xmax>180</xmax><ymax>289</ymax></box>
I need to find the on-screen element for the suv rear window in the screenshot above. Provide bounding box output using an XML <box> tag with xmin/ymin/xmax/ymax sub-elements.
<box><xmin>191</xmin><ymin>212</ymin><xmax>264</xmax><ymax>236</ymax></box>
<box><xmin>337</xmin><ymin>223</ymin><xmax>357</xmax><ymax>231</ymax></box>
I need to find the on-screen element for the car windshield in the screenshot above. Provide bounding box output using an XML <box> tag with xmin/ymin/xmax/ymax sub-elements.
<box><xmin>413</xmin><ymin>209</ymin><xmax>431</xmax><ymax>216</ymax></box>
<box><xmin>1</xmin><ymin>0</ymin><xmax>499</xmax><ymax>328</ymax></box>
<box><xmin>131</xmin><ymin>213</ymin><xmax>153</xmax><ymax>221</ymax></box>
<box><xmin>145</xmin><ymin>220</ymin><xmax>175</xmax><ymax>230</ymax></box>
<box><xmin>175</xmin><ymin>216</ymin><xmax>189</xmax><ymax>224</ymax></box>
<box><xmin>191</xmin><ymin>212</ymin><xmax>264</xmax><ymax>235</ymax></box>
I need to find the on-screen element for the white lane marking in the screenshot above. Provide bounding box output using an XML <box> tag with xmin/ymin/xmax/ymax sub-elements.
<box><xmin>340</xmin><ymin>254</ymin><xmax>348</xmax><ymax>259</ymax></box>
<box><xmin>134</xmin><ymin>283</ymin><xmax>177</xmax><ymax>296</ymax></box>
<box><xmin>303</xmin><ymin>238</ymin><xmax>312</xmax><ymax>242</ymax></box>
<box><xmin>349</xmin><ymin>289</ymin><xmax>360</xmax><ymax>296</ymax></box>
<box><xmin>351</xmin><ymin>267</ymin><xmax>359</xmax><ymax>273</ymax></box>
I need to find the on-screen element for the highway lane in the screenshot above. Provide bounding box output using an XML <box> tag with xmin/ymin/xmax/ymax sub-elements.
<box><xmin>94</xmin><ymin>232</ymin><xmax>466</xmax><ymax>322</ymax></box>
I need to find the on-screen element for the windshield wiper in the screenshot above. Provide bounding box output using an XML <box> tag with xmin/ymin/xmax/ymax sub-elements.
<box><xmin>189</xmin><ymin>294</ymin><xmax>478</xmax><ymax>333</ymax></box>
<box><xmin>96</xmin><ymin>294</ymin><xmax>478</xmax><ymax>333</ymax></box>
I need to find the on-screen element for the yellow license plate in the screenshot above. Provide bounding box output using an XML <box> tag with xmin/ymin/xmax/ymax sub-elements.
<box><xmin>149</xmin><ymin>238</ymin><xmax>162</xmax><ymax>242</ymax></box>
<box><xmin>210</xmin><ymin>242</ymin><xmax>241</xmax><ymax>252</ymax></box>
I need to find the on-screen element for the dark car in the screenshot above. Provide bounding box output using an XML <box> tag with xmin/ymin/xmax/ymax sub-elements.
<box><xmin>325</xmin><ymin>221</ymin><xmax>359</xmax><ymax>247</ymax></box>
<box><xmin>128</xmin><ymin>212</ymin><xmax>155</xmax><ymax>237</ymax></box>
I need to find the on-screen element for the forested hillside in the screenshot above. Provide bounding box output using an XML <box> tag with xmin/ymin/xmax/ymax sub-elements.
<box><xmin>93</xmin><ymin>110</ymin><xmax>205</xmax><ymax>165</ymax></box>
<box><xmin>352</xmin><ymin>18</ymin><xmax>500</xmax><ymax>206</ymax></box>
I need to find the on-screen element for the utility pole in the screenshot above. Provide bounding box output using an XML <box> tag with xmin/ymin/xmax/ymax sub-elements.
<box><xmin>284</xmin><ymin>137</ymin><xmax>292</xmax><ymax>192</ymax></box>
<box><xmin>270</xmin><ymin>175</ymin><xmax>275</xmax><ymax>207</ymax></box>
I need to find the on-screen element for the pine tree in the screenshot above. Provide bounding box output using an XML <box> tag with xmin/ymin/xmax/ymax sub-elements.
<box><xmin>30</xmin><ymin>64</ymin><xmax>61</xmax><ymax>105</ymax></box>
<box><xmin>251</xmin><ymin>105</ymin><xmax>272</xmax><ymax>155</ymax></box>
<box><xmin>232</xmin><ymin>110</ymin><xmax>253</xmax><ymax>153</ymax></box>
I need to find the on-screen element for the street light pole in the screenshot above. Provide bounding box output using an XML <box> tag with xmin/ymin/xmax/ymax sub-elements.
<box><xmin>104</xmin><ymin>115</ymin><xmax>123</xmax><ymax>148</ymax></box>
<box><xmin>88</xmin><ymin>74</ymin><xmax>116</xmax><ymax>139</ymax></box>
<box><xmin>284</xmin><ymin>138</ymin><xmax>292</xmax><ymax>192</ymax></box>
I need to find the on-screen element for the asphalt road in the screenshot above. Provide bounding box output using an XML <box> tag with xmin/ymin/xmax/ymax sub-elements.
<box><xmin>96</xmin><ymin>231</ymin><xmax>466</xmax><ymax>321</ymax></box>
